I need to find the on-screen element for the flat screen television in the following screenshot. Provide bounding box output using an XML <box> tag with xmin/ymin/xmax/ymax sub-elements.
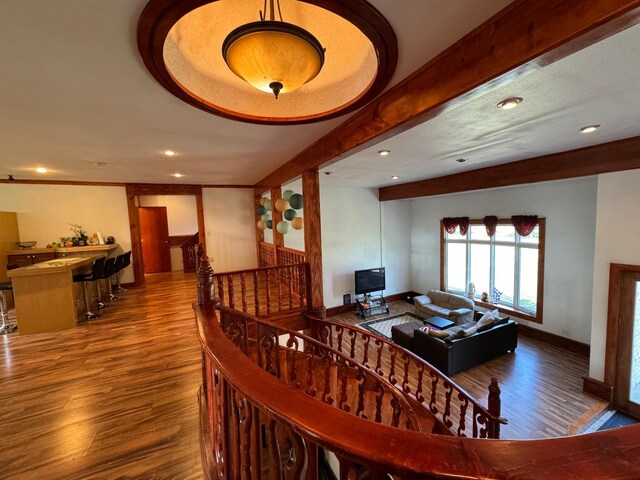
<box><xmin>354</xmin><ymin>267</ymin><xmax>385</xmax><ymax>295</ymax></box>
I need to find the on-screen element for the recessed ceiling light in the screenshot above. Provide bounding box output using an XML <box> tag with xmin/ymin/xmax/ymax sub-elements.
<box><xmin>456</xmin><ymin>158</ymin><xmax>467</xmax><ymax>163</ymax></box>
<box><xmin>391</xmin><ymin>175</ymin><xmax>399</xmax><ymax>180</ymax></box>
<box><xmin>496</xmin><ymin>97</ymin><xmax>523</xmax><ymax>110</ymax></box>
<box><xmin>173</xmin><ymin>173</ymin><xmax>183</xmax><ymax>178</ymax></box>
<box><xmin>378</xmin><ymin>149</ymin><xmax>391</xmax><ymax>156</ymax></box>
<box><xmin>579</xmin><ymin>124</ymin><xmax>600</xmax><ymax>134</ymax></box>
<box><xmin>163</xmin><ymin>150</ymin><xmax>176</xmax><ymax>156</ymax></box>
<box><xmin>36</xmin><ymin>167</ymin><xmax>47</xmax><ymax>173</ymax></box>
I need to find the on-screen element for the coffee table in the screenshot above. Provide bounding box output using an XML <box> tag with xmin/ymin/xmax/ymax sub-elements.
<box><xmin>424</xmin><ymin>315</ymin><xmax>455</xmax><ymax>330</ymax></box>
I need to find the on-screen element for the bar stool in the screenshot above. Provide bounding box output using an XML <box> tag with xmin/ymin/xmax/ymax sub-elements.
<box><xmin>73</xmin><ymin>257</ymin><xmax>106</xmax><ymax>320</ymax></box>
<box><xmin>0</xmin><ymin>265</ymin><xmax>19</xmax><ymax>334</ymax></box>
<box><xmin>102</xmin><ymin>257</ymin><xmax>118</xmax><ymax>302</ymax></box>
<box><xmin>113</xmin><ymin>254</ymin><xmax>126</xmax><ymax>293</ymax></box>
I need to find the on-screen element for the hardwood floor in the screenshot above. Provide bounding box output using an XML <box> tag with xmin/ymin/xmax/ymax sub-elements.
<box><xmin>331</xmin><ymin>302</ymin><xmax>608</xmax><ymax>440</ymax></box>
<box><xmin>0</xmin><ymin>272</ymin><xmax>204</xmax><ymax>480</ymax></box>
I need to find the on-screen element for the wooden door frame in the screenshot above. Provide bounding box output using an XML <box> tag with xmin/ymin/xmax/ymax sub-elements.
<box><xmin>604</xmin><ymin>263</ymin><xmax>640</xmax><ymax>406</ymax></box>
<box><xmin>126</xmin><ymin>184</ymin><xmax>206</xmax><ymax>286</ymax></box>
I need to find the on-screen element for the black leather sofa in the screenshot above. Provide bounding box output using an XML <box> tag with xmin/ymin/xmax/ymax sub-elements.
<box><xmin>392</xmin><ymin>319</ymin><xmax>518</xmax><ymax>376</ymax></box>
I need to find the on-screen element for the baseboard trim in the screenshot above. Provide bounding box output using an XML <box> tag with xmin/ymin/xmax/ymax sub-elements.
<box><xmin>518</xmin><ymin>324</ymin><xmax>590</xmax><ymax>357</ymax></box>
<box><xmin>326</xmin><ymin>291</ymin><xmax>420</xmax><ymax>317</ymax></box>
<box><xmin>582</xmin><ymin>376</ymin><xmax>613</xmax><ymax>404</ymax></box>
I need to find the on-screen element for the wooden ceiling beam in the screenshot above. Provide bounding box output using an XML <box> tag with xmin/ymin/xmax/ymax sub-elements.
<box><xmin>379</xmin><ymin>135</ymin><xmax>640</xmax><ymax>201</ymax></box>
<box><xmin>254</xmin><ymin>0</ymin><xmax>640</xmax><ymax>191</ymax></box>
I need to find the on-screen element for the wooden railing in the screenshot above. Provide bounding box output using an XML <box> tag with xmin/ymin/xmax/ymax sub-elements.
<box><xmin>212</xmin><ymin>262</ymin><xmax>308</xmax><ymax>317</ymax></box>
<box><xmin>195</xmin><ymin>252</ymin><xmax>640</xmax><ymax>479</ymax></box>
<box><xmin>258</xmin><ymin>241</ymin><xmax>276</xmax><ymax>267</ymax></box>
<box><xmin>179</xmin><ymin>233</ymin><xmax>200</xmax><ymax>273</ymax></box>
<box><xmin>218</xmin><ymin>306</ymin><xmax>430</xmax><ymax>433</ymax></box>
<box><xmin>258</xmin><ymin>242</ymin><xmax>305</xmax><ymax>268</ymax></box>
<box><xmin>310</xmin><ymin>317</ymin><xmax>504</xmax><ymax>439</ymax></box>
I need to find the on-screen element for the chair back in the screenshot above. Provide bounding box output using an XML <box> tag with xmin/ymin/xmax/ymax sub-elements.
<box><xmin>91</xmin><ymin>257</ymin><xmax>107</xmax><ymax>278</ymax></box>
<box><xmin>104</xmin><ymin>257</ymin><xmax>116</xmax><ymax>277</ymax></box>
<box><xmin>114</xmin><ymin>254</ymin><xmax>124</xmax><ymax>272</ymax></box>
<box><xmin>123</xmin><ymin>251</ymin><xmax>131</xmax><ymax>268</ymax></box>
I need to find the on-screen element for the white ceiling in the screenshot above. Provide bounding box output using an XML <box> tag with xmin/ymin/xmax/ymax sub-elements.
<box><xmin>321</xmin><ymin>23</ymin><xmax>640</xmax><ymax>188</ymax></box>
<box><xmin>6</xmin><ymin>1</ymin><xmax>634</xmax><ymax>190</ymax></box>
<box><xmin>0</xmin><ymin>0</ymin><xmax>512</xmax><ymax>185</ymax></box>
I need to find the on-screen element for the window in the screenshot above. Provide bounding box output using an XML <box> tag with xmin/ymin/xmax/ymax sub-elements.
<box><xmin>442</xmin><ymin>218</ymin><xmax>545</xmax><ymax>323</ymax></box>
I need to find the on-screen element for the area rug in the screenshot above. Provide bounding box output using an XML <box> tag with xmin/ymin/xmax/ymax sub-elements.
<box><xmin>357</xmin><ymin>312</ymin><xmax>424</xmax><ymax>340</ymax></box>
<box><xmin>597</xmin><ymin>411</ymin><xmax>639</xmax><ymax>431</ymax></box>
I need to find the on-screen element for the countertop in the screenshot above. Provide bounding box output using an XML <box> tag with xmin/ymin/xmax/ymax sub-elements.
<box><xmin>7</xmin><ymin>243</ymin><xmax>119</xmax><ymax>255</ymax></box>
<box><xmin>7</xmin><ymin>256</ymin><xmax>98</xmax><ymax>277</ymax></box>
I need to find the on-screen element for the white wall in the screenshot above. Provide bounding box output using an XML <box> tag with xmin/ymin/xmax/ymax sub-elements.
<box><xmin>382</xmin><ymin>200</ymin><xmax>412</xmax><ymax>296</ymax></box>
<box><xmin>590</xmin><ymin>169</ymin><xmax>640</xmax><ymax>380</ymax></box>
<box><xmin>410</xmin><ymin>177</ymin><xmax>598</xmax><ymax>343</ymax></box>
<box><xmin>139</xmin><ymin>195</ymin><xmax>198</xmax><ymax>235</ymax></box>
<box><xmin>203</xmin><ymin>188</ymin><xmax>257</xmax><ymax>273</ymax></box>
<box><xmin>0</xmin><ymin>183</ymin><xmax>134</xmax><ymax>282</ymax></box>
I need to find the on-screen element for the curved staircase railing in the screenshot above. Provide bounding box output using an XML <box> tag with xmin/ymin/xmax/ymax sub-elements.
<box><xmin>217</xmin><ymin>306</ymin><xmax>431</xmax><ymax>433</ymax></box>
<box><xmin>195</xmin><ymin>250</ymin><xmax>640</xmax><ymax>479</ymax></box>
<box><xmin>310</xmin><ymin>317</ymin><xmax>505</xmax><ymax>438</ymax></box>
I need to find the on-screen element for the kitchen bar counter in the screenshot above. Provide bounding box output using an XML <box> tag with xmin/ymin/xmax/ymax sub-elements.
<box><xmin>6</xmin><ymin>243</ymin><xmax>118</xmax><ymax>256</ymax></box>
<box><xmin>8</xmin><ymin>256</ymin><xmax>101</xmax><ymax>334</ymax></box>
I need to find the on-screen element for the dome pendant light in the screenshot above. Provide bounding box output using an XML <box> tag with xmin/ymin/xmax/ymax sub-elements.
<box><xmin>222</xmin><ymin>0</ymin><xmax>325</xmax><ymax>100</ymax></box>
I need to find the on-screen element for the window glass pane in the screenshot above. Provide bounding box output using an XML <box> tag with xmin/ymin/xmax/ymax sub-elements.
<box><xmin>446</xmin><ymin>229</ymin><xmax>466</xmax><ymax>240</ymax></box>
<box><xmin>494</xmin><ymin>225</ymin><xmax>515</xmax><ymax>243</ymax></box>
<box><xmin>519</xmin><ymin>248</ymin><xmax>538</xmax><ymax>312</ymax></box>
<box><xmin>469</xmin><ymin>225</ymin><xmax>487</xmax><ymax>241</ymax></box>
<box><xmin>494</xmin><ymin>246</ymin><xmax>515</xmax><ymax>305</ymax></box>
<box><xmin>446</xmin><ymin>243</ymin><xmax>467</xmax><ymax>292</ymax></box>
<box><xmin>470</xmin><ymin>244</ymin><xmax>490</xmax><ymax>298</ymax></box>
<box><xmin>520</xmin><ymin>225</ymin><xmax>539</xmax><ymax>244</ymax></box>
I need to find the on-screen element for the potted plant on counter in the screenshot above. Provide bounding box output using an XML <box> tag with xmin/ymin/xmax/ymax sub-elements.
<box><xmin>69</xmin><ymin>223</ymin><xmax>89</xmax><ymax>246</ymax></box>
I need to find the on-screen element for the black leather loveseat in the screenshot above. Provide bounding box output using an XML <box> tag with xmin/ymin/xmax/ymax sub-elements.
<box><xmin>392</xmin><ymin>318</ymin><xmax>518</xmax><ymax>376</ymax></box>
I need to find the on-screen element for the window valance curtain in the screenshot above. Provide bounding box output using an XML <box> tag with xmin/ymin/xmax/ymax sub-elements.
<box><xmin>511</xmin><ymin>215</ymin><xmax>538</xmax><ymax>236</ymax></box>
<box><xmin>442</xmin><ymin>217</ymin><xmax>470</xmax><ymax>235</ymax></box>
<box><xmin>444</xmin><ymin>215</ymin><xmax>539</xmax><ymax>237</ymax></box>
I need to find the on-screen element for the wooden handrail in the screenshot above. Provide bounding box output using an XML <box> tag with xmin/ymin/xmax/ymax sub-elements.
<box><xmin>195</xmin><ymin>301</ymin><xmax>640</xmax><ymax>479</ymax></box>
<box><xmin>217</xmin><ymin>305</ymin><xmax>428</xmax><ymax>432</ymax></box>
<box><xmin>310</xmin><ymin>316</ymin><xmax>504</xmax><ymax>438</ymax></box>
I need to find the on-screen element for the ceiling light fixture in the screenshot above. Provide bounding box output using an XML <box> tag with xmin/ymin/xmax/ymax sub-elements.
<box><xmin>579</xmin><ymin>124</ymin><xmax>600</xmax><ymax>134</ymax></box>
<box><xmin>456</xmin><ymin>158</ymin><xmax>467</xmax><ymax>163</ymax></box>
<box><xmin>163</xmin><ymin>150</ymin><xmax>176</xmax><ymax>156</ymax></box>
<box><xmin>496</xmin><ymin>97</ymin><xmax>523</xmax><ymax>110</ymax></box>
<box><xmin>378</xmin><ymin>150</ymin><xmax>391</xmax><ymax>156</ymax></box>
<box><xmin>324</xmin><ymin>171</ymin><xmax>333</xmax><ymax>176</ymax></box>
<box><xmin>173</xmin><ymin>173</ymin><xmax>183</xmax><ymax>178</ymax></box>
<box><xmin>391</xmin><ymin>175</ymin><xmax>399</xmax><ymax>180</ymax></box>
<box><xmin>36</xmin><ymin>167</ymin><xmax>47</xmax><ymax>173</ymax></box>
<box><xmin>222</xmin><ymin>0</ymin><xmax>325</xmax><ymax>100</ymax></box>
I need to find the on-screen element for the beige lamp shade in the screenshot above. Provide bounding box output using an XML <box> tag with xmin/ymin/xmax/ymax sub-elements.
<box><xmin>275</xmin><ymin>198</ymin><xmax>290</xmax><ymax>212</ymax></box>
<box><xmin>259</xmin><ymin>197</ymin><xmax>268</xmax><ymax>206</ymax></box>
<box><xmin>291</xmin><ymin>217</ymin><xmax>304</xmax><ymax>230</ymax></box>
<box><xmin>223</xmin><ymin>22</ymin><xmax>325</xmax><ymax>99</ymax></box>
<box><xmin>257</xmin><ymin>220</ymin><xmax>266</xmax><ymax>231</ymax></box>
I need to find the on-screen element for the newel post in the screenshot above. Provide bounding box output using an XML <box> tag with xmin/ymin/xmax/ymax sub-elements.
<box><xmin>196</xmin><ymin>244</ymin><xmax>215</xmax><ymax>305</ymax></box>
<box><xmin>488</xmin><ymin>376</ymin><xmax>503</xmax><ymax>439</ymax></box>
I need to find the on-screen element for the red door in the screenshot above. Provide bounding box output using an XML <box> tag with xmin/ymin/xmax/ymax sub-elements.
<box><xmin>138</xmin><ymin>207</ymin><xmax>172</xmax><ymax>274</ymax></box>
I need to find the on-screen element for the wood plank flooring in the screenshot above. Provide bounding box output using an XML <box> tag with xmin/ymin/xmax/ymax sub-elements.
<box><xmin>1</xmin><ymin>272</ymin><xmax>607</xmax><ymax>480</ymax></box>
<box><xmin>0</xmin><ymin>272</ymin><xmax>204</xmax><ymax>480</ymax></box>
<box><xmin>332</xmin><ymin>302</ymin><xmax>608</xmax><ymax>440</ymax></box>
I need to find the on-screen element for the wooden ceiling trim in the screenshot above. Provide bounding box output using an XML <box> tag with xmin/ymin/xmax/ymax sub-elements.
<box><xmin>254</xmin><ymin>0</ymin><xmax>640</xmax><ymax>190</ymax></box>
<box><xmin>379</xmin><ymin>135</ymin><xmax>640</xmax><ymax>201</ymax></box>
<box><xmin>0</xmin><ymin>179</ymin><xmax>253</xmax><ymax>189</ymax></box>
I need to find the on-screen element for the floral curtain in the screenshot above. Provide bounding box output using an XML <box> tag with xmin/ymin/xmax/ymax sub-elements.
<box><xmin>511</xmin><ymin>215</ymin><xmax>538</xmax><ymax>236</ymax></box>
<box><xmin>483</xmin><ymin>215</ymin><xmax>499</xmax><ymax>237</ymax></box>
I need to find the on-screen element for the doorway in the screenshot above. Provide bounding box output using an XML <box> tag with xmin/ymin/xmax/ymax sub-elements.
<box><xmin>614</xmin><ymin>271</ymin><xmax>640</xmax><ymax>418</ymax></box>
<box><xmin>138</xmin><ymin>206</ymin><xmax>172</xmax><ymax>274</ymax></box>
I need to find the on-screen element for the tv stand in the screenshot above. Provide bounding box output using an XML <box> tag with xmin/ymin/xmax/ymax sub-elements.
<box><xmin>355</xmin><ymin>294</ymin><xmax>389</xmax><ymax>319</ymax></box>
